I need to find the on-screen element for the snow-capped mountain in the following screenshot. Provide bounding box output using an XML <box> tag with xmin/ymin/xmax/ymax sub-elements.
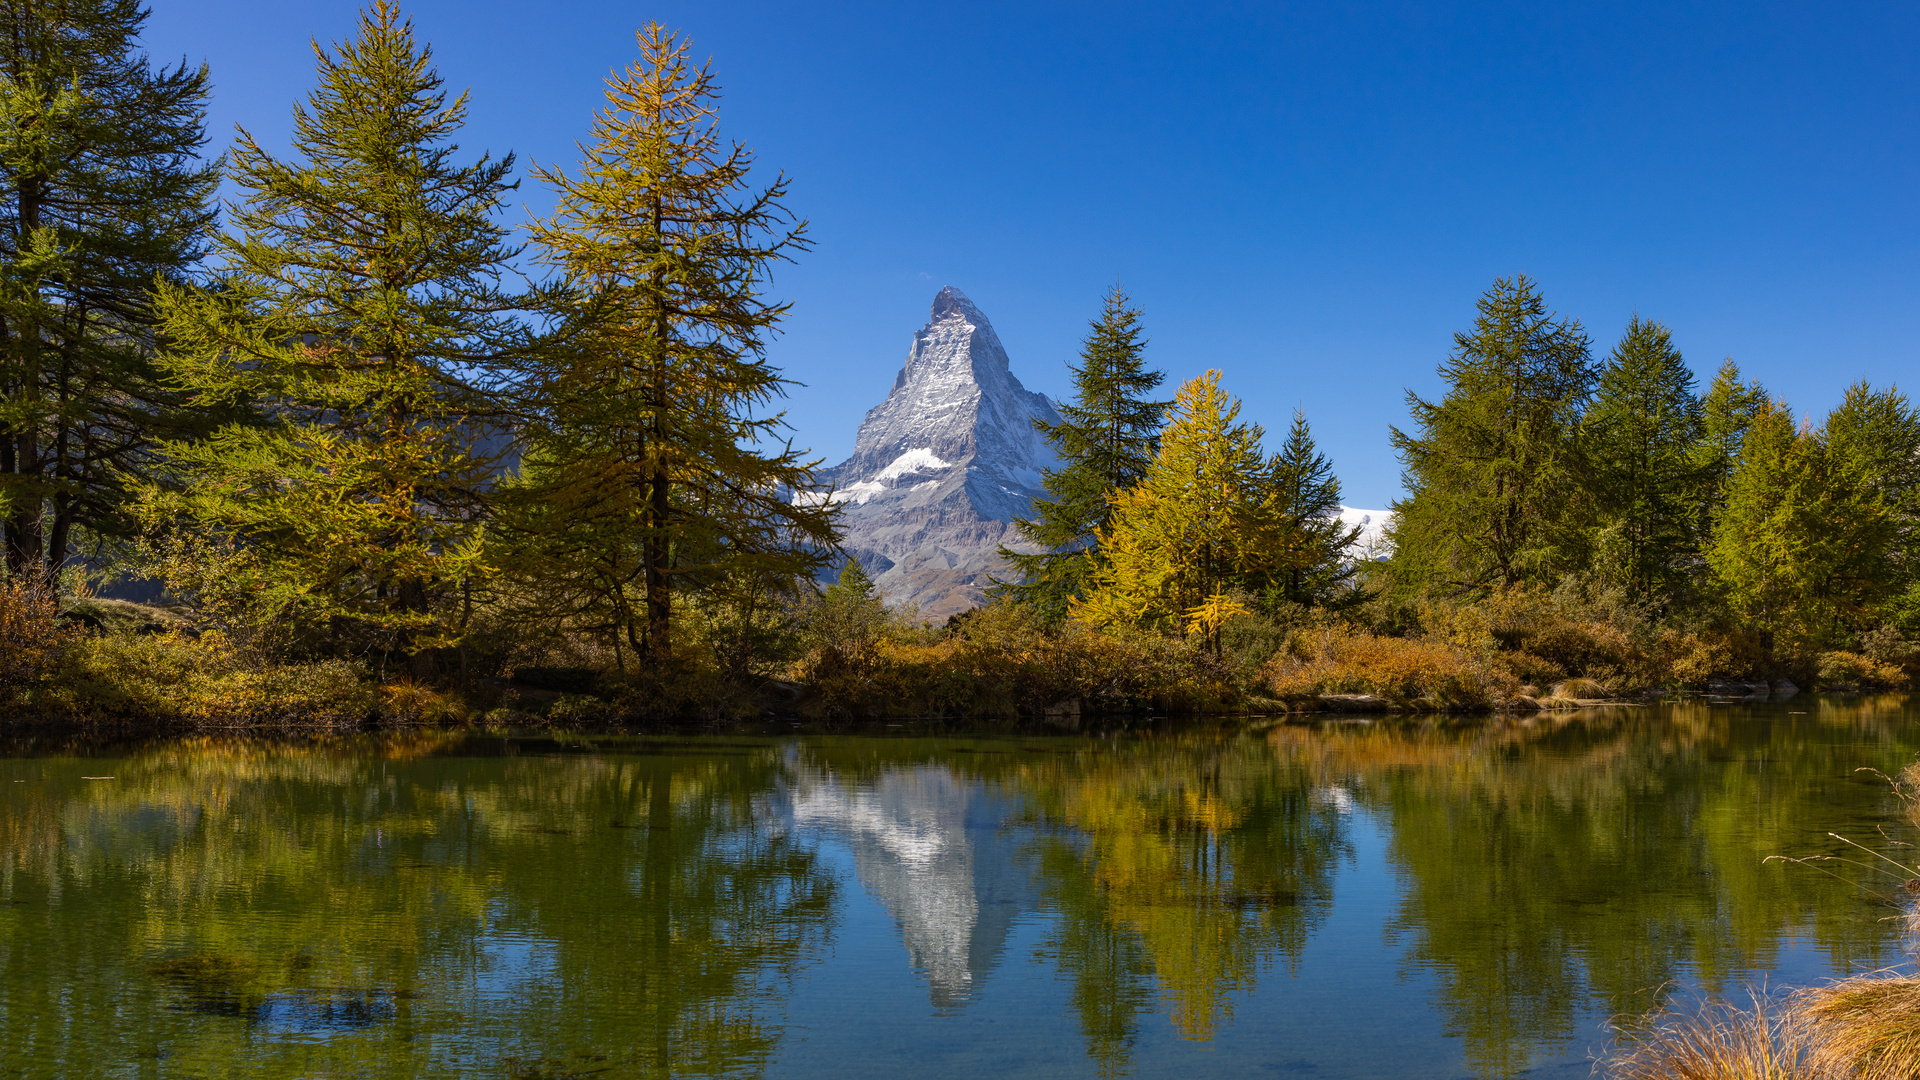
<box><xmin>812</xmin><ymin>287</ymin><xmax>1061</xmax><ymax>618</ymax></box>
<box><xmin>1338</xmin><ymin>506</ymin><xmax>1393</xmax><ymax>559</ymax></box>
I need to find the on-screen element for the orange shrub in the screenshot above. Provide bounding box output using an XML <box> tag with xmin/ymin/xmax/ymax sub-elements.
<box><xmin>0</xmin><ymin>576</ymin><xmax>79</xmax><ymax>693</ymax></box>
<box><xmin>1264</xmin><ymin>624</ymin><xmax>1518</xmax><ymax>709</ymax></box>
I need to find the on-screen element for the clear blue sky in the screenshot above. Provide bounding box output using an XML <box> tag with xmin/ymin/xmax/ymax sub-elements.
<box><xmin>144</xmin><ymin>1</ymin><xmax>1919</xmax><ymax>508</ymax></box>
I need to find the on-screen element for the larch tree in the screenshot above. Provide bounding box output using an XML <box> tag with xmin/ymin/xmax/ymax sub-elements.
<box><xmin>1707</xmin><ymin>400</ymin><xmax>1893</xmax><ymax>655</ymax></box>
<box><xmin>507</xmin><ymin>23</ymin><xmax>834</xmax><ymax>664</ymax></box>
<box><xmin>1577</xmin><ymin>316</ymin><xmax>1704</xmax><ymax>607</ymax></box>
<box><xmin>1690</xmin><ymin>359</ymin><xmax>1768</xmax><ymax>538</ymax></box>
<box><xmin>1264</xmin><ymin>410</ymin><xmax>1361</xmax><ymax>609</ymax></box>
<box><xmin>1387</xmin><ymin>275</ymin><xmax>1595</xmax><ymax>596</ymax></box>
<box><xmin>1074</xmin><ymin>370</ymin><xmax>1279</xmax><ymax>651</ymax></box>
<box><xmin>1823</xmin><ymin>382</ymin><xmax>1920</xmax><ymax>632</ymax></box>
<box><xmin>147</xmin><ymin>2</ymin><xmax>524</xmax><ymax>665</ymax></box>
<box><xmin>1001</xmin><ymin>284</ymin><xmax>1167</xmax><ymax>619</ymax></box>
<box><xmin>0</xmin><ymin>0</ymin><xmax>217</xmax><ymax>576</ymax></box>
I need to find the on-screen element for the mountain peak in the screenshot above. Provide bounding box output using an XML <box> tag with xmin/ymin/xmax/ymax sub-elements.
<box><xmin>818</xmin><ymin>288</ymin><xmax>1062</xmax><ymax>618</ymax></box>
<box><xmin>930</xmin><ymin>285</ymin><xmax>978</xmax><ymax>321</ymax></box>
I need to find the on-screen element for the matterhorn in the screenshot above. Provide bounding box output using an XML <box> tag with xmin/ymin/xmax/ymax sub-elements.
<box><xmin>812</xmin><ymin>287</ymin><xmax>1062</xmax><ymax>618</ymax></box>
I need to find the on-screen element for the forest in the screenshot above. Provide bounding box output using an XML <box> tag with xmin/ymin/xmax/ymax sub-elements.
<box><xmin>1</xmin><ymin>0</ymin><xmax>1916</xmax><ymax>727</ymax></box>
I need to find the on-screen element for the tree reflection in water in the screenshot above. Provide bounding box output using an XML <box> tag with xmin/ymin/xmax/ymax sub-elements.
<box><xmin>0</xmin><ymin>700</ymin><xmax>1914</xmax><ymax>1079</ymax></box>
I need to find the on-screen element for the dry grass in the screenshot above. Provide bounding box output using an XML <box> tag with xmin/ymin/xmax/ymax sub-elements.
<box><xmin>1608</xmin><ymin>993</ymin><xmax>1821</xmax><ymax>1080</ymax></box>
<box><xmin>1798</xmin><ymin>976</ymin><xmax>1920</xmax><ymax>1080</ymax></box>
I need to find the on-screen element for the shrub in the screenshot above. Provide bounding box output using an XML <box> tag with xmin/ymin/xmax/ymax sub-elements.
<box><xmin>1264</xmin><ymin>623</ymin><xmax>1518</xmax><ymax>709</ymax></box>
<box><xmin>792</xmin><ymin>599</ymin><xmax>1236</xmax><ymax>718</ymax></box>
<box><xmin>1815</xmin><ymin>651</ymin><xmax>1909</xmax><ymax>690</ymax></box>
<box><xmin>0</xmin><ymin>575</ymin><xmax>78</xmax><ymax>693</ymax></box>
<box><xmin>31</xmin><ymin>631</ymin><xmax>376</xmax><ymax>727</ymax></box>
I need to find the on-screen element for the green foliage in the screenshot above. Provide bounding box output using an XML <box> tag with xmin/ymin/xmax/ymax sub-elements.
<box><xmin>1389</xmin><ymin>275</ymin><xmax>1596</xmax><ymax>594</ymax></box>
<box><xmin>1706</xmin><ymin>400</ymin><xmax>1894</xmax><ymax>655</ymax></box>
<box><xmin>1823</xmin><ymin>382</ymin><xmax>1920</xmax><ymax>604</ymax></box>
<box><xmin>145</xmin><ymin>2</ymin><xmax>523</xmax><ymax>664</ymax></box>
<box><xmin>501</xmin><ymin>23</ymin><xmax>834</xmax><ymax>665</ymax></box>
<box><xmin>1578</xmin><ymin>316</ymin><xmax>1706</xmax><ymax>605</ymax></box>
<box><xmin>0</xmin><ymin>0</ymin><xmax>218</xmax><ymax>574</ymax></box>
<box><xmin>1002</xmin><ymin>285</ymin><xmax>1168</xmax><ymax>618</ymax></box>
<box><xmin>1264</xmin><ymin>410</ymin><xmax>1362</xmax><ymax>609</ymax></box>
<box><xmin>1691</xmin><ymin>359</ymin><xmax>1770</xmax><ymax>526</ymax></box>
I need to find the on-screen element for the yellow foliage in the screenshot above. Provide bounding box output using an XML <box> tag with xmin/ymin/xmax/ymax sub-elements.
<box><xmin>1815</xmin><ymin>650</ymin><xmax>1909</xmax><ymax>690</ymax></box>
<box><xmin>26</xmin><ymin>632</ymin><xmax>376</xmax><ymax>727</ymax></box>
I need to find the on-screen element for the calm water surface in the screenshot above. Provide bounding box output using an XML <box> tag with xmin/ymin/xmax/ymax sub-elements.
<box><xmin>4</xmin><ymin>698</ymin><xmax>1919</xmax><ymax>1079</ymax></box>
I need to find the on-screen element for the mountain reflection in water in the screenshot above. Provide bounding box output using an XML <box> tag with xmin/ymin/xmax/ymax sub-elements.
<box><xmin>1</xmin><ymin>698</ymin><xmax>1917</xmax><ymax>1079</ymax></box>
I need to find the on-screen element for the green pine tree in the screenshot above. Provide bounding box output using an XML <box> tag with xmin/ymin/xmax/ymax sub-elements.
<box><xmin>145</xmin><ymin>2</ymin><xmax>523</xmax><ymax>665</ymax></box>
<box><xmin>1691</xmin><ymin>358</ymin><xmax>1768</xmax><ymax>531</ymax></box>
<box><xmin>1263</xmin><ymin>409</ymin><xmax>1361</xmax><ymax>608</ymax></box>
<box><xmin>1577</xmin><ymin>315</ymin><xmax>1705</xmax><ymax>607</ymax></box>
<box><xmin>1000</xmin><ymin>284</ymin><xmax>1167</xmax><ymax>619</ymax></box>
<box><xmin>503</xmin><ymin>23</ymin><xmax>835</xmax><ymax>663</ymax></box>
<box><xmin>1707</xmin><ymin>399</ymin><xmax>1893</xmax><ymax>657</ymax></box>
<box><xmin>0</xmin><ymin>0</ymin><xmax>218</xmax><ymax>575</ymax></box>
<box><xmin>1387</xmin><ymin>275</ymin><xmax>1596</xmax><ymax>595</ymax></box>
<box><xmin>1823</xmin><ymin>382</ymin><xmax>1920</xmax><ymax>633</ymax></box>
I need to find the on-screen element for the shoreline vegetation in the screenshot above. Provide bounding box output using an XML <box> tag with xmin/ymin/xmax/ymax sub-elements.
<box><xmin>2</xmin><ymin>4</ymin><xmax>1918</xmax><ymax>733</ymax></box>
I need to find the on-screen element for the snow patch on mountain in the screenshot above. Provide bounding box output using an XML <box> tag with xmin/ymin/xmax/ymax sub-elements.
<box><xmin>1339</xmin><ymin>506</ymin><xmax>1393</xmax><ymax>559</ymax></box>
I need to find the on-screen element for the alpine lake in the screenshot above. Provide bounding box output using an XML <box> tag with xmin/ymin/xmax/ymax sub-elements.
<box><xmin>5</xmin><ymin>697</ymin><xmax>1919</xmax><ymax>1079</ymax></box>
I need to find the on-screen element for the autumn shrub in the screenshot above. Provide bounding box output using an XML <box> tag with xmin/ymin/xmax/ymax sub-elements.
<box><xmin>1264</xmin><ymin>623</ymin><xmax>1519</xmax><ymax>709</ymax></box>
<box><xmin>0</xmin><ymin>574</ymin><xmax>79</xmax><ymax>694</ymax></box>
<box><xmin>1815</xmin><ymin>650</ymin><xmax>1909</xmax><ymax>690</ymax></box>
<box><xmin>795</xmin><ymin>600</ymin><xmax>1235</xmax><ymax>718</ymax></box>
<box><xmin>31</xmin><ymin>631</ymin><xmax>375</xmax><ymax>727</ymax></box>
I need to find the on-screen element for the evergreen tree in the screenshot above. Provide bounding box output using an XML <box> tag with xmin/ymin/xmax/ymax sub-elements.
<box><xmin>1577</xmin><ymin>316</ymin><xmax>1704</xmax><ymax>607</ymax></box>
<box><xmin>1263</xmin><ymin>409</ymin><xmax>1361</xmax><ymax>608</ymax></box>
<box><xmin>1075</xmin><ymin>370</ymin><xmax>1279</xmax><ymax>651</ymax></box>
<box><xmin>146</xmin><ymin>2</ymin><xmax>523</xmax><ymax>663</ymax></box>
<box><xmin>1001</xmin><ymin>285</ymin><xmax>1167</xmax><ymax>618</ymax></box>
<box><xmin>508</xmin><ymin>23</ymin><xmax>834</xmax><ymax>663</ymax></box>
<box><xmin>1823</xmin><ymin>382</ymin><xmax>1920</xmax><ymax>632</ymax></box>
<box><xmin>1691</xmin><ymin>359</ymin><xmax>1768</xmax><ymax>530</ymax></box>
<box><xmin>1387</xmin><ymin>276</ymin><xmax>1595</xmax><ymax>595</ymax></box>
<box><xmin>0</xmin><ymin>0</ymin><xmax>217</xmax><ymax>575</ymax></box>
<box><xmin>1706</xmin><ymin>400</ymin><xmax>1893</xmax><ymax>656</ymax></box>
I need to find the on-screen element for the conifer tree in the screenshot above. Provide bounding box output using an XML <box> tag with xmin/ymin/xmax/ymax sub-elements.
<box><xmin>1707</xmin><ymin>401</ymin><xmax>1893</xmax><ymax>655</ymax></box>
<box><xmin>1691</xmin><ymin>359</ymin><xmax>1768</xmax><ymax>528</ymax></box>
<box><xmin>1823</xmin><ymin>382</ymin><xmax>1920</xmax><ymax>631</ymax></box>
<box><xmin>1264</xmin><ymin>410</ymin><xmax>1361</xmax><ymax>608</ymax></box>
<box><xmin>1001</xmin><ymin>285</ymin><xmax>1167</xmax><ymax>618</ymax></box>
<box><xmin>0</xmin><ymin>0</ymin><xmax>217</xmax><ymax>575</ymax></box>
<box><xmin>1577</xmin><ymin>316</ymin><xmax>1704</xmax><ymax>606</ymax></box>
<box><xmin>508</xmin><ymin>24</ymin><xmax>834</xmax><ymax>663</ymax></box>
<box><xmin>1387</xmin><ymin>276</ymin><xmax>1595</xmax><ymax>595</ymax></box>
<box><xmin>1075</xmin><ymin>371</ymin><xmax>1279</xmax><ymax>650</ymax></box>
<box><xmin>147</xmin><ymin>2</ymin><xmax>523</xmax><ymax>662</ymax></box>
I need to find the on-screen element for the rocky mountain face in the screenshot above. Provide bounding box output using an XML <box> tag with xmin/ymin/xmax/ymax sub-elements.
<box><xmin>813</xmin><ymin>287</ymin><xmax>1061</xmax><ymax>619</ymax></box>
